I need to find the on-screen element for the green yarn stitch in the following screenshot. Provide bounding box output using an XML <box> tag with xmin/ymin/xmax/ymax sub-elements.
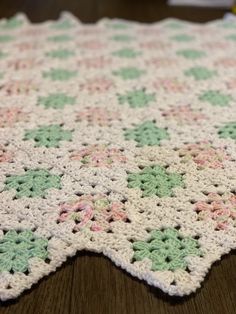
<box><xmin>226</xmin><ymin>34</ymin><xmax>236</xmax><ymax>41</ymax></box>
<box><xmin>220</xmin><ymin>21</ymin><xmax>236</xmax><ymax>29</ymax></box>
<box><xmin>219</xmin><ymin>20</ymin><xmax>236</xmax><ymax>29</ymax></box>
<box><xmin>46</xmin><ymin>49</ymin><xmax>75</xmax><ymax>59</ymax></box>
<box><xmin>5</xmin><ymin>169</ymin><xmax>61</xmax><ymax>198</ymax></box>
<box><xmin>38</xmin><ymin>93</ymin><xmax>76</xmax><ymax>109</ymax></box>
<box><xmin>176</xmin><ymin>49</ymin><xmax>206</xmax><ymax>59</ymax></box>
<box><xmin>51</xmin><ymin>20</ymin><xmax>74</xmax><ymax>30</ymax></box>
<box><xmin>47</xmin><ymin>34</ymin><xmax>72</xmax><ymax>42</ymax></box>
<box><xmin>0</xmin><ymin>51</ymin><xmax>7</xmax><ymax>59</ymax></box>
<box><xmin>165</xmin><ymin>21</ymin><xmax>185</xmax><ymax>29</ymax></box>
<box><xmin>0</xmin><ymin>17</ymin><xmax>23</xmax><ymax>30</ymax></box>
<box><xmin>199</xmin><ymin>90</ymin><xmax>232</xmax><ymax>107</ymax></box>
<box><xmin>218</xmin><ymin>122</ymin><xmax>236</xmax><ymax>141</ymax></box>
<box><xmin>0</xmin><ymin>35</ymin><xmax>14</xmax><ymax>43</ymax></box>
<box><xmin>112</xmin><ymin>48</ymin><xmax>141</xmax><ymax>58</ymax></box>
<box><xmin>171</xmin><ymin>34</ymin><xmax>194</xmax><ymax>42</ymax></box>
<box><xmin>127</xmin><ymin>165</ymin><xmax>184</xmax><ymax>197</ymax></box>
<box><xmin>113</xmin><ymin>67</ymin><xmax>145</xmax><ymax>80</ymax></box>
<box><xmin>132</xmin><ymin>228</ymin><xmax>202</xmax><ymax>271</ymax></box>
<box><xmin>107</xmin><ymin>22</ymin><xmax>130</xmax><ymax>29</ymax></box>
<box><xmin>0</xmin><ymin>230</ymin><xmax>48</xmax><ymax>273</ymax></box>
<box><xmin>124</xmin><ymin>121</ymin><xmax>169</xmax><ymax>146</ymax></box>
<box><xmin>24</xmin><ymin>124</ymin><xmax>72</xmax><ymax>148</ymax></box>
<box><xmin>184</xmin><ymin>67</ymin><xmax>217</xmax><ymax>80</ymax></box>
<box><xmin>111</xmin><ymin>34</ymin><xmax>134</xmax><ymax>42</ymax></box>
<box><xmin>43</xmin><ymin>68</ymin><xmax>77</xmax><ymax>81</ymax></box>
<box><xmin>118</xmin><ymin>89</ymin><xmax>155</xmax><ymax>108</ymax></box>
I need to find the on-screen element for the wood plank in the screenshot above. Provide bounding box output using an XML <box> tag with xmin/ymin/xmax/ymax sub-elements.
<box><xmin>70</xmin><ymin>251</ymin><xmax>236</xmax><ymax>314</ymax></box>
<box><xmin>0</xmin><ymin>257</ymin><xmax>74</xmax><ymax>314</ymax></box>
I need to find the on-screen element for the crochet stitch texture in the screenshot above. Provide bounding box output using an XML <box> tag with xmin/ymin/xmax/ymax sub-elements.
<box><xmin>0</xmin><ymin>13</ymin><xmax>236</xmax><ymax>300</ymax></box>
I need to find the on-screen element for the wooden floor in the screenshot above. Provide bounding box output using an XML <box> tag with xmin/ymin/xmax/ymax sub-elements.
<box><xmin>1</xmin><ymin>251</ymin><xmax>236</xmax><ymax>314</ymax></box>
<box><xmin>0</xmin><ymin>1</ymin><xmax>235</xmax><ymax>313</ymax></box>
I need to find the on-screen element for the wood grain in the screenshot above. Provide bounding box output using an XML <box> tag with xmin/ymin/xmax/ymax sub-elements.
<box><xmin>0</xmin><ymin>1</ymin><xmax>235</xmax><ymax>313</ymax></box>
<box><xmin>0</xmin><ymin>0</ymin><xmax>227</xmax><ymax>23</ymax></box>
<box><xmin>1</xmin><ymin>251</ymin><xmax>236</xmax><ymax>314</ymax></box>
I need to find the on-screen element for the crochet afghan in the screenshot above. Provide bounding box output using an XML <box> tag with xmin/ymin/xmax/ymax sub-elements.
<box><xmin>0</xmin><ymin>12</ymin><xmax>236</xmax><ymax>300</ymax></box>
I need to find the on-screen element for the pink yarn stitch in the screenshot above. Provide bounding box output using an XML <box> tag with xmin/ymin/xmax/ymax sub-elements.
<box><xmin>70</xmin><ymin>145</ymin><xmax>126</xmax><ymax>167</ymax></box>
<box><xmin>79</xmin><ymin>40</ymin><xmax>106</xmax><ymax>49</ymax></box>
<box><xmin>0</xmin><ymin>146</ymin><xmax>13</xmax><ymax>163</ymax></box>
<box><xmin>226</xmin><ymin>79</ymin><xmax>236</xmax><ymax>89</ymax></box>
<box><xmin>140</xmin><ymin>41</ymin><xmax>171</xmax><ymax>50</ymax></box>
<box><xmin>0</xmin><ymin>80</ymin><xmax>37</xmax><ymax>95</ymax></box>
<box><xmin>146</xmin><ymin>58</ymin><xmax>178</xmax><ymax>68</ymax></box>
<box><xmin>77</xmin><ymin>28</ymin><xmax>103</xmax><ymax>35</ymax></box>
<box><xmin>76</xmin><ymin>107</ymin><xmax>120</xmax><ymax>126</ymax></box>
<box><xmin>16</xmin><ymin>42</ymin><xmax>39</xmax><ymax>51</ymax></box>
<box><xmin>195</xmin><ymin>192</ymin><xmax>236</xmax><ymax>230</ymax></box>
<box><xmin>178</xmin><ymin>141</ymin><xmax>230</xmax><ymax>169</ymax></box>
<box><xmin>138</xmin><ymin>27</ymin><xmax>161</xmax><ymax>35</ymax></box>
<box><xmin>153</xmin><ymin>78</ymin><xmax>188</xmax><ymax>93</ymax></box>
<box><xmin>80</xmin><ymin>77</ymin><xmax>114</xmax><ymax>94</ymax></box>
<box><xmin>23</xmin><ymin>28</ymin><xmax>46</xmax><ymax>36</ymax></box>
<box><xmin>162</xmin><ymin>105</ymin><xmax>206</xmax><ymax>124</ymax></box>
<box><xmin>8</xmin><ymin>58</ymin><xmax>39</xmax><ymax>70</ymax></box>
<box><xmin>78</xmin><ymin>56</ymin><xmax>112</xmax><ymax>69</ymax></box>
<box><xmin>193</xmin><ymin>28</ymin><xmax>216</xmax><ymax>36</ymax></box>
<box><xmin>214</xmin><ymin>58</ymin><xmax>236</xmax><ymax>67</ymax></box>
<box><xmin>0</xmin><ymin>108</ymin><xmax>25</xmax><ymax>128</ymax></box>
<box><xmin>58</xmin><ymin>194</ymin><xmax>128</xmax><ymax>232</ymax></box>
<box><xmin>203</xmin><ymin>41</ymin><xmax>230</xmax><ymax>50</ymax></box>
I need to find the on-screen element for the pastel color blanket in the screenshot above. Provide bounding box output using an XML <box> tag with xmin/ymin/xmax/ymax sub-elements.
<box><xmin>0</xmin><ymin>12</ymin><xmax>236</xmax><ymax>300</ymax></box>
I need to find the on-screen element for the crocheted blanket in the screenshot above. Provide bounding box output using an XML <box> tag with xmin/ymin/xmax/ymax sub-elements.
<box><xmin>0</xmin><ymin>12</ymin><xmax>236</xmax><ymax>300</ymax></box>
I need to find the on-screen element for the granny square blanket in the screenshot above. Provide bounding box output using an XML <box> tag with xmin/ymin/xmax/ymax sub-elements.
<box><xmin>0</xmin><ymin>12</ymin><xmax>236</xmax><ymax>300</ymax></box>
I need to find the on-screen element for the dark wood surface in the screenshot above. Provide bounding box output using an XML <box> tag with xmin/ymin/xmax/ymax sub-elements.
<box><xmin>0</xmin><ymin>1</ymin><xmax>235</xmax><ymax>313</ymax></box>
<box><xmin>0</xmin><ymin>0</ymin><xmax>228</xmax><ymax>23</ymax></box>
<box><xmin>1</xmin><ymin>251</ymin><xmax>236</xmax><ymax>314</ymax></box>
